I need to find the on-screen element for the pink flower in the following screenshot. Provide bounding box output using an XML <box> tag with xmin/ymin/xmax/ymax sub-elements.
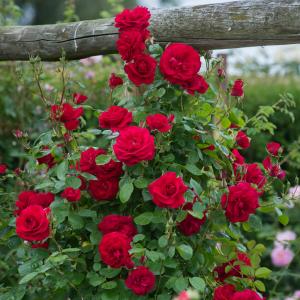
<box><xmin>275</xmin><ymin>230</ymin><xmax>296</xmax><ymax>247</ymax></box>
<box><xmin>288</xmin><ymin>186</ymin><xmax>300</xmax><ymax>199</ymax></box>
<box><xmin>271</xmin><ymin>245</ymin><xmax>294</xmax><ymax>267</ymax></box>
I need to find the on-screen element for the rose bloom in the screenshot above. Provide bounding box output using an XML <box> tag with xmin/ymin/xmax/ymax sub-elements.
<box><xmin>37</xmin><ymin>148</ymin><xmax>56</xmax><ymax>169</ymax></box>
<box><xmin>15</xmin><ymin>191</ymin><xmax>54</xmax><ymax>215</ymax></box>
<box><xmin>263</xmin><ymin>156</ymin><xmax>286</xmax><ymax>180</ymax></box>
<box><xmin>177</xmin><ymin>202</ymin><xmax>207</xmax><ymax>236</ymax></box>
<box><xmin>98</xmin><ymin>232</ymin><xmax>133</xmax><ymax>268</ymax></box>
<box><xmin>73</xmin><ymin>93</ymin><xmax>88</xmax><ymax>104</ymax></box>
<box><xmin>124</xmin><ymin>54</ymin><xmax>157</xmax><ymax>86</ymax></box>
<box><xmin>109</xmin><ymin>73</ymin><xmax>123</xmax><ymax>89</ymax></box>
<box><xmin>99</xmin><ymin>106</ymin><xmax>132</xmax><ymax>132</ymax></box>
<box><xmin>214</xmin><ymin>252</ymin><xmax>251</xmax><ymax>282</ymax></box>
<box><xmin>115</xmin><ymin>6</ymin><xmax>151</xmax><ymax>31</ymax></box>
<box><xmin>180</xmin><ymin>75</ymin><xmax>209</xmax><ymax>95</ymax></box>
<box><xmin>213</xmin><ymin>284</ymin><xmax>236</xmax><ymax>300</ymax></box>
<box><xmin>160</xmin><ymin>43</ymin><xmax>201</xmax><ymax>85</ymax></box>
<box><xmin>113</xmin><ymin>126</ymin><xmax>155</xmax><ymax>166</ymax></box>
<box><xmin>16</xmin><ymin>205</ymin><xmax>50</xmax><ymax>242</ymax></box>
<box><xmin>0</xmin><ymin>164</ymin><xmax>7</xmax><ymax>174</ymax></box>
<box><xmin>231</xmin><ymin>79</ymin><xmax>244</xmax><ymax>97</ymax></box>
<box><xmin>266</xmin><ymin>141</ymin><xmax>281</xmax><ymax>156</ymax></box>
<box><xmin>148</xmin><ymin>171</ymin><xmax>188</xmax><ymax>209</ymax></box>
<box><xmin>232</xmin><ymin>149</ymin><xmax>245</xmax><ymax>165</ymax></box>
<box><xmin>271</xmin><ymin>244</ymin><xmax>294</xmax><ymax>267</ymax></box>
<box><xmin>125</xmin><ymin>266</ymin><xmax>155</xmax><ymax>295</ymax></box>
<box><xmin>236</xmin><ymin>131</ymin><xmax>250</xmax><ymax>149</ymax></box>
<box><xmin>98</xmin><ymin>215</ymin><xmax>137</xmax><ymax>239</ymax></box>
<box><xmin>61</xmin><ymin>187</ymin><xmax>81</xmax><ymax>202</ymax></box>
<box><xmin>117</xmin><ymin>30</ymin><xmax>146</xmax><ymax>62</ymax></box>
<box><xmin>232</xmin><ymin>290</ymin><xmax>262</xmax><ymax>300</ymax></box>
<box><xmin>88</xmin><ymin>178</ymin><xmax>119</xmax><ymax>201</ymax></box>
<box><xmin>94</xmin><ymin>159</ymin><xmax>123</xmax><ymax>180</ymax></box>
<box><xmin>51</xmin><ymin>103</ymin><xmax>83</xmax><ymax>131</ymax></box>
<box><xmin>243</xmin><ymin>163</ymin><xmax>266</xmax><ymax>190</ymax></box>
<box><xmin>146</xmin><ymin>113</ymin><xmax>174</xmax><ymax>133</ymax></box>
<box><xmin>79</xmin><ymin>147</ymin><xmax>106</xmax><ymax>174</ymax></box>
<box><xmin>221</xmin><ymin>182</ymin><xmax>259</xmax><ymax>223</ymax></box>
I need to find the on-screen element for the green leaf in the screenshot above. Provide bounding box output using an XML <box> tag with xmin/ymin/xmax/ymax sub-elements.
<box><xmin>95</xmin><ymin>155</ymin><xmax>111</xmax><ymax>165</ymax></box>
<box><xmin>190</xmin><ymin>178</ymin><xmax>202</xmax><ymax>195</ymax></box>
<box><xmin>68</xmin><ymin>213</ymin><xmax>84</xmax><ymax>230</ymax></box>
<box><xmin>176</xmin><ymin>244</ymin><xmax>193</xmax><ymax>260</ymax></box>
<box><xmin>77</xmin><ymin>208</ymin><xmax>97</xmax><ymax>219</ymax></box>
<box><xmin>134</xmin><ymin>177</ymin><xmax>150</xmax><ymax>189</ymax></box>
<box><xmin>158</xmin><ymin>235</ymin><xmax>168</xmax><ymax>248</ymax></box>
<box><xmin>19</xmin><ymin>272</ymin><xmax>38</xmax><ymax>284</ymax></box>
<box><xmin>189</xmin><ymin>277</ymin><xmax>205</xmax><ymax>292</ymax></box>
<box><xmin>65</xmin><ymin>176</ymin><xmax>82</xmax><ymax>189</ymax></box>
<box><xmin>119</xmin><ymin>181</ymin><xmax>134</xmax><ymax>203</ymax></box>
<box><xmin>185</xmin><ymin>164</ymin><xmax>202</xmax><ymax>176</ymax></box>
<box><xmin>51</xmin><ymin>200</ymin><xmax>70</xmax><ymax>224</ymax></box>
<box><xmin>133</xmin><ymin>234</ymin><xmax>145</xmax><ymax>243</ymax></box>
<box><xmin>174</xmin><ymin>277</ymin><xmax>188</xmax><ymax>293</ymax></box>
<box><xmin>278</xmin><ymin>214</ymin><xmax>289</xmax><ymax>226</ymax></box>
<box><xmin>101</xmin><ymin>281</ymin><xmax>117</xmax><ymax>289</ymax></box>
<box><xmin>254</xmin><ymin>280</ymin><xmax>266</xmax><ymax>292</ymax></box>
<box><xmin>134</xmin><ymin>212</ymin><xmax>153</xmax><ymax>225</ymax></box>
<box><xmin>56</xmin><ymin>161</ymin><xmax>68</xmax><ymax>181</ymax></box>
<box><xmin>255</xmin><ymin>267</ymin><xmax>272</xmax><ymax>279</ymax></box>
<box><xmin>249</xmin><ymin>214</ymin><xmax>262</xmax><ymax>231</ymax></box>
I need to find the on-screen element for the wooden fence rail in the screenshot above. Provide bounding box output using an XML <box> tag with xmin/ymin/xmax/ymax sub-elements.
<box><xmin>0</xmin><ymin>0</ymin><xmax>300</xmax><ymax>61</ymax></box>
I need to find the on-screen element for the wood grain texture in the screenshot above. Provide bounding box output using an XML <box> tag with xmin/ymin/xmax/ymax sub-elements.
<box><xmin>0</xmin><ymin>0</ymin><xmax>300</xmax><ymax>61</ymax></box>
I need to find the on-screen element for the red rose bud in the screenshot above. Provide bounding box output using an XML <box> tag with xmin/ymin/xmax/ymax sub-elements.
<box><xmin>236</xmin><ymin>131</ymin><xmax>250</xmax><ymax>149</ymax></box>
<box><xmin>99</xmin><ymin>106</ymin><xmax>132</xmax><ymax>132</ymax></box>
<box><xmin>61</xmin><ymin>187</ymin><xmax>81</xmax><ymax>202</ymax></box>
<box><xmin>213</xmin><ymin>284</ymin><xmax>236</xmax><ymax>300</ymax></box>
<box><xmin>160</xmin><ymin>43</ymin><xmax>201</xmax><ymax>86</ymax></box>
<box><xmin>266</xmin><ymin>141</ymin><xmax>282</xmax><ymax>156</ymax></box>
<box><xmin>98</xmin><ymin>232</ymin><xmax>133</xmax><ymax>268</ymax></box>
<box><xmin>217</xmin><ymin>68</ymin><xmax>226</xmax><ymax>78</ymax></box>
<box><xmin>125</xmin><ymin>266</ymin><xmax>155</xmax><ymax>295</ymax></box>
<box><xmin>263</xmin><ymin>156</ymin><xmax>285</xmax><ymax>180</ymax></box>
<box><xmin>115</xmin><ymin>6</ymin><xmax>151</xmax><ymax>32</ymax></box>
<box><xmin>16</xmin><ymin>205</ymin><xmax>50</xmax><ymax>242</ymax></box>
<box><xmin>181</xmin><ymin>75</ymin><xmax>209</xmax><ymax>95</ymax></box>
<box><xmin>113</xmin><ymin>126</ymin><xmax>155</xmax><ymax>166</ymax></box>
<box><xmin>14</xmin><ymin>168</ymin><xmax>22</xmax><ymax>176</ymax></box>
<box><xmin>148</xmin><ymin>171</ymin><xmax>188</xmax><ymax>209</ymax></box>
<box><xmin>146</xmin><ymin>113</ymin><xmax>173</xmax><ymax>132</ymax></box>
<box><xmin>204</xmin><ymin>144</ymin><xmax>215</xmax><ymax>151</ymax></box>
<box><xmin>0</xmin><ymin>164</ymin><xmax>7</xmax><ymax>174</ymax></box>
<box><xmin>109</xmin><ymin>73</ymin><xmax>123</xmax><ymax>89</ymax></box>
<box><xmin>73</xmin><ymin>93</ymin><xmax>88</xmax><ymax>104</ymax></box>
<box><xmin>221</xmin><ymin>182</ymin><xmax>259</xmax><ymax>223</ymax></box>
<box><xmin>13</xmin><ymin>129</ymin><xmax>24</xmax><ymax>138</ymax></box>
<box><xmin>124</xmin><ymin>54</ymin><xmax>157</xmax><ymax>86</ymax></box>
<box><xmin>98</xmin><ymin>215</ymin><xmax>137</xmax><ymax>239</ymax></box>
<box><xmin>231</xmin><ymin>79</ymin><xmax>244</xmax><ymax>97</ymax></box>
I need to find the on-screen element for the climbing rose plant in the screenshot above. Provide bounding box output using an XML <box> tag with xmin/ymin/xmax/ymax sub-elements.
<box><xmin>5</xmin><ymin>5</ymin><xmax>290</xmax><ymax>300</ymax></box>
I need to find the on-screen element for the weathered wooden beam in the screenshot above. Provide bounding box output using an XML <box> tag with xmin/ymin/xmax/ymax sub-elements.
<box><xmin>0</xmin><ymin>0</ymin><xmax>300</xmax><ymax>61</ymax></box>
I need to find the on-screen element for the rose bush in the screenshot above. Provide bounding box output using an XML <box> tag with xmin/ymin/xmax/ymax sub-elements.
<box><xmin>0</xmin><ymin>5</ymin><xmax>296</xmax><ymax>300</ymax></box>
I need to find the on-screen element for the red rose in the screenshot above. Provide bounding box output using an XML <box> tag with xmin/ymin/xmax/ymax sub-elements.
<box><xmin>221</xmin><ymin>182</ymin><xmax>259</xmax><ymax>223</ymax></box>
<box><xmin>113</xmin><ymin>126</ymin><xmax>155</xmax><ymax>166</ymax></box>
<box><xmin>148</xmin><ymin>171</ymin><xmax>188</xmax><ymax>208</ymax></box>
<box><xmin>213</xmin><ymin>284</ymin><xmax>236</xmax><ymax>300</ymax></box>
<box><xmin>99</xmin><ymin>106</ymin><xmax>132</xmax><ymax>132</ymax></box>
<box><xmin>78</xmin><ymin>175</ymin><xmax>87</xmax><ymax>190</ymax></box>
<box><xmin>177</xmin><ymin>202</ymin><xmax>207</xmax><ymax>236</ymax></box>
<box><xmin>0</xmin><ymin>164</ymin><xmax>7</xmax><ymax>174</ymax></box>
<box><xmin>181</xmin><ymin>75</ymin><xmax>209</xmax><ymax>95</ymax></box>
<box><xmin>79</xmin><ymin>147</ymin><xmax>106</xmax><ymax>174</ymax></box>
<box><xmin>214</xmin><ymin>252</ymin><xmax>251</xmax><ymax>282</ymax></box>
<box><xmin>146</xmin><ymin>113</ymin><xmax>173</xmax><ymax>132</ymax></box>
<box><xmin>115</xmin><ymin>6</ymin><xmax>151</xmax><ymax>32</ymax></box>
<box><xmin>232</xmin><ymin>290</ymin><xmax>262</xmax><ymax>300</ymax></box>
<box><xmin>159</xmin><ymin>43</ymin><xmax>201</xmax><ymax>85</ymax></box>
<box><xmin>15</xmin><ymin>191</ymin><xmax>54</xmax><ymax>215</ymax></box>
<box><xmin>263</xmin><ymin>156</ymin><xmax>286</xmax><ymax>180</ymax></box>
<box><xmin>51</xmin><ymin>103</ymin><xmax>83</xmax><ymax>131</ymax></box>
<box><xmin>98</xmin><ymin>215</ymin><xmax>137</xmax><ymax>239</ymax></box>
<box><xmin>204</xmin><ymin>144</ymin><xmax>215</xmax><ymax>151</ymax></box>
<box><xmin>16</xmin><ymin>205</ymin><xmax>50</xmax><ymax>242</ymax></box>
<box><xmin>89</xmin><ymin>178</ymin><xmax>119</xmax><ymax>201</ymax></box>
<box><xmin>94</xmin><ymin>159</ymin><xmax>123</xmax><ymax>180</ymax></box>
<box><xmin>243</xmin><ymin>163</ymin><xmax>266</xmax><ymax>190</ymax></box>
<box><xmin>125</xmin><ymin>266</ymin><xmax>155</xmax><ymax>295</ymax></box>
<box><xmin>266</xmin><ymin>142</ymin><xmax>281</xmax><ymax>156</ymax></box>
<box><xmin>37</xmin><ymin>148</ymin><xmax>56</xmax><ymax>169</ymax></box>
<box><xmin>232</xmin><ymin>149</ymin><xmax>245</xmax><ymax>165</ymax></box>
<box><xmin>73</xmin><ymin>93</ymin><xmax>88</xmax><ymax>104</ymax></box>
<box><xmin>109</xmin><ymin>73</ymin><xmax>124</xmax><ymax>89</ymax></box>
<box><xmin>61</xmin><ymin>187</ymin><xmax>81</xmax><ymax>202</ymax></box>
<box><xmin>236</xmin><ymin>131</ymin><xmax>250</xmax><ymax>149</ymax></box>
<box><xmin>124</xmin><ymin>54</ymin><xmax>157</xmax><ymax>86</ymax></box>
<box><xmin>117</xmin><ymin>30</ymin><xmax>146</xmax><ymax>62</ymax></box>
<box><xmin>231</xmin><ymin>79</ymin><xmax>244</xmax><ymax>97</ymax></box>
<box><xmin>98</xmin><ymin>232</ymin><xmax>133</xmax><ymax>268</ymax></box>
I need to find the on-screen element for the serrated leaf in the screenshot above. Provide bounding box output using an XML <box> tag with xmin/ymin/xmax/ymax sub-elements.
<box><xmin>189</xmin><ymin>277</ymin><xmax>205</xmax><ymax>291</ymax></box>
<box><xmin>65</xmin><ymin>176</ymin><xmax>82</xmax><ymax>189</ymax></box>
<box><xmin>134</xmin><ymin>212</ymin><xmax>153</xmax><ymax>225</ymax></box>
<box><xmin>255</xmin><ymin>267</ymin><xmax>272</xmax><ymax>279</ymax></box>
<box><xmin>176</xmin><ymin>244</ymin><xmax>193</xmax><ymax>260</ymax></box>
<box><xmin>95</xmin><ymin>155</ymin><xmax>111</xmax><ymax>165</ymax></box>
<box><xmin>119</xmin><ymin>181</ymin><xmax>134</xmax><ymax>203</ymax></box>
